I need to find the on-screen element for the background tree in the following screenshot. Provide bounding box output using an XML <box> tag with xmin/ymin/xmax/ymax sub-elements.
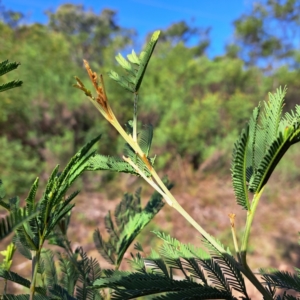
<box><xmin>231</xmin><ymin>0</ymin><xmax>300</xmax><ymax>70</ymax></box>
<box><xmin>158</xmin><ymin>20</ymin><xmax>210</xmax><ymax>56</ymax></box>
<box><xmin>46</xmin><ymin>4</ymin><xmax>134</xmax><ymax>66</ymax></box>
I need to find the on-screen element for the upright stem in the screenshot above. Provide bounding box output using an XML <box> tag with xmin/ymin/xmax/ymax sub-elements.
<box><xmin>238</xmin><ymin>187</ymin><xmax>272</xmax><ymax>300</ymax></box>
<box><xmin>3</xmin><ymin>278</ymin><xmax>7</xmax><ymax>295</ymax></box>
<box><xmin>241</xmin><ymin>263</ymin><xmax>272</xmax><ymax>300</ymax></box>
<box><xmin>133</xmin><ymin>93</ymin><xmax>138</xmax><ymax>143</ymax></box>
<box><xmin>228</xmin><ymin>213</ymin><xmax>241</xmax><ymax>264</ymax></box>
<box><xmin>241</xmin><ymin>187</ymin><xmax>265</xmax><ymax>264</ymax></box>
<box><xmin>29</xmin><ymin>250</ymin><xmax>41</xmax><ymax>300</ymax></box>
<box><xmin>126</xmin><ymin>155</ymin><xmax>273</xmax><ymax>299</ymax></box>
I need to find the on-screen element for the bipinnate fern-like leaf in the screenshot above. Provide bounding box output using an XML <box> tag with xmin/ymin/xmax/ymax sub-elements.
<box><xmin>48</xmin><ymin>284</ymin><xmax>77</xmax><ymax>300</ymax></box>
<box><xmin>231</xmin><ymin>126</ymin><xmax>250</xmax><ymax>210</ymax></box>
<box><xmin>19</xmin><ymin>244</ymin><xmax>102</xmax><ymax>299</ymax></box>
<box><xmin>87</xmin><ymin>124</ymin><xmax>155</xmax><ymax>178</ymax></box>
<box><xmin>93</xmin><ymin>183</ymin><xmax>171</xmax><ymax>268</ymax></box>
<box><xmin>41</xmin><ymin>245</ymin><xmax>101</xmax><ymax>299</ymax></box>
<box><xmin>0</xmin><ymin>208</ymin><xmax>38</xmax><ymax>241</ymax></box>
<box><xmin>261</xmin><ymin>268</ymin><xmax>300</xmax><ymax>293</ymax></box>
<box><xmin>0</xmin><ymin>60</ymin><xmax>23</xmax><ymax>93</ymax></box>
<box><xmin>24</xmin><ymin>178</ymin><xmax>39</xmax><ymax>213</ymax></box>
<box><xmin>232</xmin><ymin>87</ymin><xmax>300</xmax><ymax>209</ymax></box>
<box><xmin>40</xmin><ymin>249</ymin><xmax>58</xmax><ymax>290</ymax></box>
<box><xmin>145</xmin><ymin>249</ymin><xmax>170</xmax><ymax>279</ymax></box>
<box><xmin>248</xmin><ymin>134</ymin><xmax>289</xmax><ymax>192</ymax></box>
<box><xmin>127</xmin><ymin>252</ymin><xmax>146</xmax><ymax>274</ymax></box>
<box><xmin>248</xmin><ymin>87</ymin><xmax>300</xmax><ymax>193</ymax></box>
<box><xmin>94</xmin><ymin>270</ymin><xmax>228</xmax><ymax>300</ymax></box>
<box><xmin>3</xmin><ymin>295</ymin><xmax>50</xmax><ymax>299</ymax></box>
<box><xmin>0</xmin><ymin>269</ymin><xmax>47</xmax><ymax>295</ymax></box>
<box><xmin>115</xmin><ymin>189</ymin><xmax>168</xmax><ymax>267</ymax></box>
<box><xmin>138</xmin><ymin>124</ymin><xmax>153</xmax><ymax>157</ymax></box>
<box><xmin>74</xmin><ymin>247</ymin><xmax>102</xmax><ymax>300</ymax></box>
<box><xmin>12</xmin><ymin>234</ymin><xmax>32</xmax><ymax>260</ymax></box>
<box><xmin>94</xmin><ymin>228</ymin><xmax>116</xmax><ymax>265</ymax></box>
<box><xmin>94</xmin><ymin>262</ymin><xmax>235</xmax><ymax>299</ymax></box>
<box><xmin>153</xmin><ymin>286</ymin><xmax>235</xmax><ymax>300</ymax></box>
<box><xmin>201</xmin><ymin>234</ymin><xmax>249</xmax><ymax>298</ymax></box>
<box><xmin>260</xmin><ymin>88</ymin><xmax>285</xmax><ymax>151</ymax></box>
<box><xmin>0</xmin><ymin>181</ymin><xmax>37</xmax><ymax>241</ymax></box>
<box><xmin>0</xmin><ymin>136</ymin><xmax>103</xmax><ymax>296</ymax></box>
<box><xmin>57</xmin><ymin>252</ymin><xmax>79</xmax><ymax>294</ymax></box>
<box><xmin>94</xmin><ymin>231</ymin><xmax>248</xmax><ymax>299</ymax></box>
<box><xmin>161</xmin><ymin>231</ymin><xmax>248</xmax><ymax>297</ymax></box>
<box><xmin>87</xmin><ymin>154</ymin><xmax>142</xmax><ymax>176</ymax></box>
<box><xmin>36</xmin><ymin>134</ymin><xmax>101</xmax><ymax>241</ymax></box>
<box><xmin>0</xmin><ymin>80</ymin><xmax>22</xmax><ymax>93</ymax></box>
<box><xmin>108</xmin><ymin>31</ymin><xmax>160</xmax><ymax>93</ymax></box>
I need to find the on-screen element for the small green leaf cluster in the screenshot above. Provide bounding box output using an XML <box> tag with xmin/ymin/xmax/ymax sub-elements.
<box><xmin>108</xmin><ymin>31</ymin><xmax>160</xmax><ymax>93</ymax></box>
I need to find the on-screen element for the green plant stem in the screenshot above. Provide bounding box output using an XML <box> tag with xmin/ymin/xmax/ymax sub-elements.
<box><xmin>228</xmin><ymin>213</ymin><xmax>242</xmax><ymax>264</ymax></box>
<box><xmin>241</xmin><ymin>187</ymin><xmax>265</xmax><ymax>264</ymax></box>
<box><xmin>240</xmin><ymin>263</ymin><xmax>272</xmax><ymax>300</ymax></box>
<box><xmin>125</xmin><ymin>156</ymin><xmax>272</xmax><ymax>299</ymax></box>
<box><xmin>3</xmin><ymin>278</ymin><xmax>7</xmax><ymax>295</ymax></box>
<box><xmin>239</xmin><ymin>187</ymin><xmax>272</xmax><ymax>300</ymax></box>
<box><xmin>123</xmin><ymin>155</ymin><xmax>226</xmax><ymax>253</ymax></box>
<box><xmin>123</xmin><ymin>156</ymin><xmax>168</xmax><ymax>199</ymax></box>
<box><xmin>133</xmin><ymin>93</ymin><xmax>138</xmax><ymax>143</ymax></box>
<box><xmin>29</xmin><ymin>250</ymin><xmax>41</xmax><ymax>300</ymax></box>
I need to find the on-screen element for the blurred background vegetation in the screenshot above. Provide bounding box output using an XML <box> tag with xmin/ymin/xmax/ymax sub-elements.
<box><xmin>1</xmin><ymin>0</ymin><xmax>300</xmax><ymax>196</ymax></box>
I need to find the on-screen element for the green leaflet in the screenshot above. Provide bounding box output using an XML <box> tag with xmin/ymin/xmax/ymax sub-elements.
<box><xmin>3</xmin><ymin>294</ymin><xmax>49</xmax><ymax>300</ymax></box>
<box><xmin>248</xmin><ymin>87</ymin><xmax>300</xmax><ymax>193</ymax></box>
<box><xmin>40</xmin><ymin>249</ymin><xmax>58</xmax><ymax>289</ymax></box>
<box><xmin>138</xmin><ymin>124</ymin><xmax>153</xmax><ymax>156</ymax></box>
<box><xmin>93</xmin><ymin>185</ymin><xmax>170</xmax><ymax>268</ymax></box>
<box><xmin>0</xmin><ymin>269</ymin><xmax>46</xmax><ymax>295</ymax></box>
<box><xmin>87</xmin><ymin>125</ymin><xmax>155</xmax><ymax>177</ymax></box>
<box><xmin>0</xmin><ymin>60</ymin><xmax>23</xmax><ymax>93</ymax></box>
<box><xmin>87</xmin><ymin>154</ymin><xmax>142</xmax><ymax>176</ymax></box>
<box><xmin>232</xmin><ymin>87</ymin><xmax>300</xmax><ymax>209</ymax></box>
<box><xmin>0</xmin><ymin>208</ymin><xmax>38</xmax><ymax>241</ymax></box>
<box><xmin>95</xmin><ymin>230</ymin><xmax>246</xmax><ymax>299</ymax></box>
<box><xmin>24</xmin><ymin>177</ymin><xmax>39</xmax><ymax>213</ymax></box>
<box><xmin>108</xmin><ymin>31</ymin><xmax>160</xmax><ymax>93</ymax></box>
<box><xmin>231</xmin><ymin>126</ymin><xmax>250</xmax><ymax>210</ymax></box>
<box><xmin>37</xmin><ymin>134</ymin><xmax>101</xmax><ymax>239</ymax></box>
<box><xmin>153</xmin><ymin>231</ymin><xmax>210</xmax><ymax>261</ymax></box>
<box><xmin>260</xmin><ymin>268</ymin><xmax>300</xmax><ymax>293</ymax></box>
<box><xmin>0</xmin><ymin>243</ymin><xmax>16</xmax><ymax>271</ymax></box>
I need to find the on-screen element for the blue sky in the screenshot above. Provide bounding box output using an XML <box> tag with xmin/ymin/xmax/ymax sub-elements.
<box><xmin>2</xmin><ymin>0</ymin><xmax>254</xmax><ymax>57</ymax></box>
